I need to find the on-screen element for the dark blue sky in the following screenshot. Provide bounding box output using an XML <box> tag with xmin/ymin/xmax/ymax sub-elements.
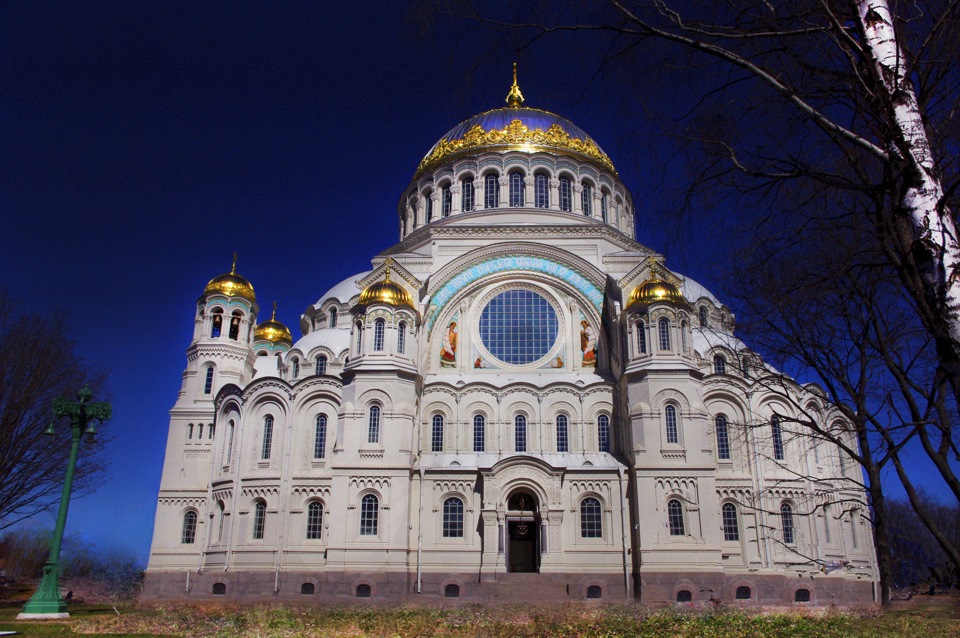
<box><xmin>1</xmin><ymin>2</ymin><xmax>847</xmax><ymax>563</ymax></box>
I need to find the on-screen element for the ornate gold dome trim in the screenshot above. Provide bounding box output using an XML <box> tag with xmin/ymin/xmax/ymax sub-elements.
<box><xmin>416</xmin><ymin>119</ymin><xmax>618</xmax><ymax>177</ymax></box>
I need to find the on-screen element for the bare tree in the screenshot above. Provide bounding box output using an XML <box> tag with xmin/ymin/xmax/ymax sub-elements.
<box><xmin>0</xmin><ymin>291</ymin><xmax>110</xmax><ymax>530</ymax></box>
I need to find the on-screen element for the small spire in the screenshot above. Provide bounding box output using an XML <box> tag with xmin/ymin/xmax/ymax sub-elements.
<box><xmin>230</xmin><ymin>252</ymin><xmax>238</xmax><ymax>275</ymax></box>
<box><xmin>271</xmin><ymin>301</ymin><xmax>277</xmax><ymax>321</ymax></box>
<box><xmin>506</xmin><ymin>62</ymin><xmax>524</xmax><ymax>107</ymax></box>
<box><xmin>384</xmin><ymin>258</ymin><xmax>392</xmax><ymax>282</ymax></box>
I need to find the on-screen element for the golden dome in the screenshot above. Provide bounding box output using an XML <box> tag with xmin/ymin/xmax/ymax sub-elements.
<box><xmin>629</xmin><ymin>265</ymin><xmax>686</xmax><ymax>307</ymax></box>
<box><xmin>204</xmin><ymin>253</ymin><xmax>256</xmax><ymax>302</ymax></box>
<box><xmin>254</xmin><ymin>302</ymin><xmax>292</xmax><ymax>344</ymax></box>
<box><xmin>358</xmin><ymin>261</ymin><xmax>413</xmax><ymax>309</ymax></box>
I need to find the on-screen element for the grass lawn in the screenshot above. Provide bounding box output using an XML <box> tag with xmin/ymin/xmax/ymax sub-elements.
<box><xmin>1</xmin><ymin>602</ymin><xmax>958</xmax><ymax>637</ymax></box>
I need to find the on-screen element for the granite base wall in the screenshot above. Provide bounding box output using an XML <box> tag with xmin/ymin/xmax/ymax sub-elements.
<box><xmin>142</xmin><ymin>569</ymin><xmax>874</xmax><ymax>605</ymax></box>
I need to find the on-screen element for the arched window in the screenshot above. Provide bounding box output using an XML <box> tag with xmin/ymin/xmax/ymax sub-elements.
<box><xmin>781</xmin><ymin>502</ymin><xmax>795</xmax><ymax>544</ymax></box>
<box><xmin>665</xmin><ymin>405</ymin><xmax>678</xmax><ymax>444</ymax></box>
<box><xmin>253</xmin><ymin>500</ymin><xmax>266</xmax><ymax>540</ymax></box>
<box><xmin>368</xmin><ymin>405</ymin><xmax>381</xmax><ymax>444</ymax></box>
<box><xmin>534</xmin><ymin>172</ymin><xmax>549</xmax><ymax>208</ymax></box>
<box><xmin>314</xmin><ymin>414</ymin><xmax>327</xmax><ymax>459</ymax></box>
<box><xmin>716</xmin><ymin>414</ymin><xmax>730</xmax><ymax>460</ymax></box>
<box><xmin>601</xmin><ymin>192</ymin><xmax>608</xmax><ymax>222</ymax></box>
<box><xmin>559</xmin><ymin>176</ymin><xmax>572</xmax><ymax>211</ymax></box>
<box><xmin>212</xmin><ymin>582</ymin><xmax>226</xmax><ymax>595</ymax></box>
<box><xmin>355</xmin><ymin>321</ymin><xmax>363</xmax><ymax>354</ymax></box>
<box><xmin>461</xmin><ymin>176</ymin><xmax>474</xmax><ymax>211</ymax></box>
<box><xmin>515</xmin><ymin>415</ymin><xmax>527</xmax><ymax>452</ymax></box>
<box><xmin>197</xmin><ymin>424</ymin><xmax>204</xmax><ymax>439</ymax></box>
<box><xmin>699</xmin><ymin>306</ymin><xmax>708</xmax><ymax>327</ymax></box>
<box><xmin>356</xmin><ymin>584</ymin><xmax>371</xmax><ymax>597</ymax></box>
<box><xmin>442</xmin><ymin>183</ymin><xmax>452</xmax><ymax>217</ymax></box>
<box><xmin>795</xmin><ymin>588</ymin><xmax>811</xmax><ymax>602</ymax></box>
<box><xmin>301</xmin><ymin>582</ymin><xmax>315</xmax><ymax>595</ymax></box>
<box><xmin>328</xmin><ymin>308</ymin><xmax>338</xmax><ymax>328</ymax></box>
<box><xmin>484</xmin><ymin>172</ymin><xmax>499</xmax><ymax>208</ymax></box>
<box><xmin>373</xmin><ymin>318</ymin><xmax>385</xmax><ymax>351</ymax></box>
<box><xmin>713</xmin><ymin>355</ymin><xmax>726</xmax><ymax>375</ymax></box>
<box><xmin>580</xmin><ymin>497</ymin><xmax>602</xmax><ymax>538</ymax></box>
<box><xmin>211</xmin><ymin>310</ymin><xmax>223</xmax><ymax>338</ymax></box>
<box><xmin>473</xmin><ymin>415</ymin><xmax>485</xmax><ymax>452</ymax></box>
<box><xmin>360</xmin><ymin>494</ymin><xmax>378</xmax><ymax>535</ymax></box>
<box><xmin>203</xmin><ymin>366</ymin><xmax>215</xmax><ymax>395</ymax></box>
<box><xmin>208</xmin><ymin>423</ymin><xmax>215</xmax><ymax>439</ymax></box>
<box><xmin>431</xmin><ymin>414</ymin><xmax>444</xmax><ymax>452</ymax></box>
<box><xmin>667</xmin><ymin>499</ymin><xmax>685</xmax><ymax>536</ymax></box>
<box><xmin>676</xmin><ymin>589</ymin><xmax>692</xmax><ymax>602</ymax></box>
<box><xmin>315</xmin><ymin>355</ymin><xmax>327</xmax><ymax>376</ymax></box>
<box><xmin>261</xmin><ymin>415</ymin><xmax>274</xmax><ymax>460</ymax></box>
<box><xmin>658</xmin><ymin>318</ymin><xmax>671</xmax><ymax>351</ymax></box>
<box><xmin>581</xmin><ymin>182</ymin><xmax>593</xmax><ymax>216</ymax></box>
<box><xmin>226</xmin><ymin>419</ymin><xmax>235</xmax><ymax>464</ymax></box>
<box><xmin>424</xmin><ymin>191</ymin><xmax>433</xmax><ymax>222</ymax></box>
<box><xmin>181</xmin><ymin>510</ymin><xmax>197</xmax><ymax>544</ymax></box>
<box><xmin>637</xmin><ymin>321</ymin><xmax>646</xmax><ymax>354</ymax></box>
<box><xmin>598</xmin><ymin>415</ymin><xmax>611</xmax><ymax>453</ymax></box>
<box><xmin>229</xmin><ymin>312</ymin><xmax>241</xmax><ymax>340</ymax></box>
<box><xmin>556</xmin><ymin>415</ymin><xmax>569</xmax><ymax>452</ymax></box>
<box><xmin>217</xmin><ymin>500</ymin><xmax>225</xmax><ymax>542</ymax></box>
<box><xmin>509</xmin><ymin>171</ymin><xmax>525</xmax><ymax>207</ymax></box>
<box><xmin>306</xmin><ymin>501</ymin><xmax>323</xmax><ymax>540</ymax></box>
<box><xmin>736</xmin><ymin>586</ymin><xmax>751</xmax><ymax>600</ymax></box>
<box><xmin>445</xmin><ymin>584</ymin><xmax>460</xmax><ymax>598</ymax></box>
<box><xmin>442</xmin><ymin>497</ymin><xmax>464</xmax><ymax>538</ymax></box>
<box><xmin>722</xmin><ymin>503</ymin><xmax>739</xmax><ymax>541</ymax></box>
<box><xmin>771</xmin><ymin>416</ymin><xmax>785</xmax><ymax>460</ymax></box>
<box><xmin>587</xmin><ymin>585</ymin><xmax>602</xmax><ymax>599</ymax></box>
<box><xmin>397</xmin><ymin>321</ymin><xmax>406</xmax><ymax>354</ymax></box>
<box><xmin>292</xmin><ymin>358</ymin><xmax>300</xmax><ymax>378</ymax></box>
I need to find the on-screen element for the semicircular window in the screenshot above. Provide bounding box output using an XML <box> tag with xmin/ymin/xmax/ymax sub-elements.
<box><xmin>479</xmin><ymin>289</ymin><xmax>558</xmax><ymax>365</ymax></box>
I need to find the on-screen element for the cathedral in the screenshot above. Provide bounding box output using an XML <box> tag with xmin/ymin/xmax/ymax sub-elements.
<box><xmin>143</xmin><ymin>71</ymin><xmax>878</xmax><ymax>604</ymax></box>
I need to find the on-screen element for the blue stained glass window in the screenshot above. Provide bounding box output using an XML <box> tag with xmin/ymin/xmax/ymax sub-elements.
<box><xmin>479</xmin><ymin>290</ymin><xmax>558</xmax><ymax>365</ymax></box>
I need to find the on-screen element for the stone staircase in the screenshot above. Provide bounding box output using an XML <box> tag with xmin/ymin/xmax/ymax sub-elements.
<box><xmin>490</xmin><ymin>573</ymin><xmax>570</xmax><ymax>603</ymax></box>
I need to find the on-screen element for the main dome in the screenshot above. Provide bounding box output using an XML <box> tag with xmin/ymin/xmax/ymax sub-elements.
<box><xmin>415</xmin><ymin>107</ymin><xmax>617</xmax><ymax>177</ymax></box>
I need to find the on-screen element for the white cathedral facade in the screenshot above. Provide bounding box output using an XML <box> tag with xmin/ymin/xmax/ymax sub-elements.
<box><xmin>143</xmin><ymin>74</ymin><xmax>878</xmax><ymax>604</ymax></box>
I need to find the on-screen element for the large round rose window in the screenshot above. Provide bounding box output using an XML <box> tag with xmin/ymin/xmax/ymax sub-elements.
<box><xmin>478</xmin><ymin>289</ymin><xmax>559</xmax><ymax>365</ymax></box>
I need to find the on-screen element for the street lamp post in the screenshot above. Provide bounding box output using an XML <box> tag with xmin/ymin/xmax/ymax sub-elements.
<box><xmin>17</xmin><ymin>387</ymin><xmax>111</xmax><ymax>619</ymax></box>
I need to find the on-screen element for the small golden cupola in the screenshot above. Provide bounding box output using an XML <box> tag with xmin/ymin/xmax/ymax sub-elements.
<box><xmin>358</xmin><ymin>260</ymin><xmax>413</xmax><ymax>309</ymax></box>
<box><xmin>629</xmin><ymin>262</ymin><xmax>686</xmax><ymax>307</ymax></box>
<box><xmin>254</xmin><ymin>302</ymin><xmax>293</xmax><ymax>344</ymax></box>
<box><xmin>204</xmin><ymin>253</ymin><xmax>256</xmax><ymax>302</ymax></box>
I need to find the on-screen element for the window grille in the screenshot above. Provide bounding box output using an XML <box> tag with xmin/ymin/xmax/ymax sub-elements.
<box><xmin>534</xmin><ymin>172</ymin><xmax>548</xmax><ymax>208</ymax></box>
<box><xmin>306</xmin><ymin>502</ymin><xmax>323</xmax><ymax>539</ymax></box>
<box><xmin>484</xmin><ymin>173</ymin><xmax>499</xmax><ymax>208</ymax></box>
<box><xmin>397</xmin><ymin>322</ymin><xmax>406</xmax><ymax>354</ymax></box>
<box><xmin>781</xmin><ymin>502</ymin><xmax>795</xmax><ymax>543</ymax></box>
<box><xmin>716</xmin><ymin>415</ymin><xmax>730</xmax><ymax>460</ymax></box>
<box><xmin>315</xmin><ymin>355</ymin><xmax>327</xmax><ymax>376</ymax></box>
<box><xmin>637</xmin><ymin>321</ymin><xmax>646</xmax><ymax>354</ymax></box>
<box><xmin>598</xmin><ymin>415</ymin><xmax>611</xmax><ymax>453</ymax></box>
<box><xmin>373</xmin><ymin>318</ymin><xmax>385</xmax><ymax>351</ymax></box>
<box><xmin>425</xmin><ymin>193</ymin><xmax>433</xmax><ymax>221</ymax></box>
<box><xmin>329</xmin><ymin>308</ymin><xmax>337</xmax><ymax>327</ymax></box>
<box><xmin>360</xmin><ymin>494</ymin><xmax>378</xmax><ymax>535</ymax></box>
<box><xmin>668</xmin><ymin>499</ymin><xmax>685</xmax><ymax>535</ymax></box>
<box><xmin>665</xmin><ymin>405</ymin><xmax>678</xmax><ymax>444</ymax></box>
<box><xmin>292</xmin><ymin>358</ymin><xmax>300</xmax><ymax>378</ymax></box>
<box><xmin>699</xmin><ymin>306</ymin><xmax>708</xmax><ymax>327</ymax></box>
<box><xmin>253</xmin><ymin>501</ymin><xmax>266</xmax><ymax>539</ymax></box>
<box><xmin>559</xmin><ymin>176</ymin><xmax>572</xmax><ymax>211</ymax></box>
<box><xmin>676</xmin><ymin>590</ymin><xmax>692</xmax><ymax>602</ymax></box>
<box><xmin>582</xmin><ymin>183</ymin><xmax>593</xmax><ymax>216</ymax></box>
<box><xmin>443</xmin><ymin>497</ymin><xmax>464</xmax><ymax>538</ymax></box>
<box><xmin>736</xmin><ymin>586</ymin><xmax>751</xmax><ymax>600</ymax></box>
<box><xmin>772</xmin><ymin>416</ymin><xmax>785</xmax><ymax>460</ymax></box>
<box><xmin>510</xmin><ymin>171</ymin><xmax>525</xmax><ymax>206</ymax></box>
<box><xmin>261</xmin><ymin>415</ymin><xmax>274</xmax><ymax>460</ymax></box>
<box><xmin>431</xmin><ymin>414</ymin><xmax>444</xmax><ymax>452</ymax></box>
<box><xmin>795</xmin><ymin>589</ymin><xmax>810</xmax><ymax>602</ymax></box>
<box><xmin>659</xmin><ymin>318</ymin><xmax>671</xmax><ymax>350</ymax></box>
<box><xmin>204</xmin><ymin>367</ymin><xmax>214</xmax><ymax>394</ymax></box>
<box><xmin>461</xmin><ymin>177</ymin><xmax>474</xmax><ymax>211</ymax></box>
<box><xmin>713</xmin><ymin>355</ymin><xmax>726</xmax><ymax>375</ymax></box>
<box><xmin>368</xmin><ymin>406</ymin><xmax>380</xmax><ymax>444</ymax></box>
<box><xmin>301</xmin><ymin>583</ymin><xmax>315</xmax><ymax>595</ymax></box>
<box><xmin>473</xmin><ymin>415</ymin><xmax>485</xmax><ymax>452</ymax></box>
<box><xmin>314</xmin><ymin>414</ymin><xmax>327</xmax><ymax>459</ymax></box>
<box><xmin>181</xmin><ymin>510</ymin><xmax>197</xmax><ymax>544</ymax></box>
<box><xmin>556</xmin><ymin>415</ymin><xmax>569</xmax><ymax>452</ymax></box>
<box><xmin>580</xmin><ymin>497</ymin><xmax>602</xmax><ymax>538</ymax></box>
<box><xmin>722</xmin><ymin>503</ymin><xmax>739</xmax><ymax>541</ymax></box>
<box><xmin>444</xmin><ymin>584</ymin><xmax>460</xmax><ymax>598</ymax></box>
<box><xmin>442</xmin><ymin>184</ymin><xmax>452</xmax><ymax>217</ymax></box>
<box><xmin>515</xmin><ymin>415</ymin><xmax>527</xmax><ymax>452</ymax></box>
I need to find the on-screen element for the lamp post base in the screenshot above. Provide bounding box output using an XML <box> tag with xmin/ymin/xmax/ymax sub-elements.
<box><xmin>18</xmin><ymin>563</ymin><xmax>68</xmax><ymax>619</ymax></box>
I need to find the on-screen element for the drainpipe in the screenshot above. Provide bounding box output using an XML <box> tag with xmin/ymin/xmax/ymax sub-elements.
<box><xmin>416</xmin><ymin>466</ymin><xmax>425</xmax><ymax>593</ymax></box>
<box><xmin>185</xmin><ymin>569</ymin><xmax>190</xmax><ymax>593</ymax></box>
<box><xmin>618</xmin><ymin>467</ymin><xmax>631</xmax><ymax>600</ymax></box>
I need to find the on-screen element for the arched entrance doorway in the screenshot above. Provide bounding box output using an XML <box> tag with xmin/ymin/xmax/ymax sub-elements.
<box><xmin>506</xmin><ymin>490</ymin><xmax>540</xmax><ymax>573</ymax></box>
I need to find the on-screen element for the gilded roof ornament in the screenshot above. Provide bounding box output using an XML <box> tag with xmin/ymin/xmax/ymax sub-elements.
<box><xmin>254</xmin><ymin>300</ymin><xmax>293</xmax><ymax>344</ymax></box>
<box><xmin>628</xmin><ymin>258</ymin><xmax>687</xmax><ymax>307</ymax></box>
<box><xmin>203</xmin><ymin>252</ymin><xmax>256</xmax><ymax>302</ymax></box>
<box><xmin>506</xmin><ymin>62</ymin><xmax>524</xmax><ymax>107</ymax></box>
<box><xmin>358</xmin><ymin>259</ymin><xmax>414</xmax><ymax>310</ymax></box>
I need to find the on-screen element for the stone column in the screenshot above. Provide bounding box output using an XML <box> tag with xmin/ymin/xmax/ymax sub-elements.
<box><xmin>573</xmin><ymin>183</ymin><xmax>584</xmax><ymax>215</ymax></box>
<box><xmin>549</xmin><ymin>178</ymin><xmax>560</xmax><ymax>211</ymax></box>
